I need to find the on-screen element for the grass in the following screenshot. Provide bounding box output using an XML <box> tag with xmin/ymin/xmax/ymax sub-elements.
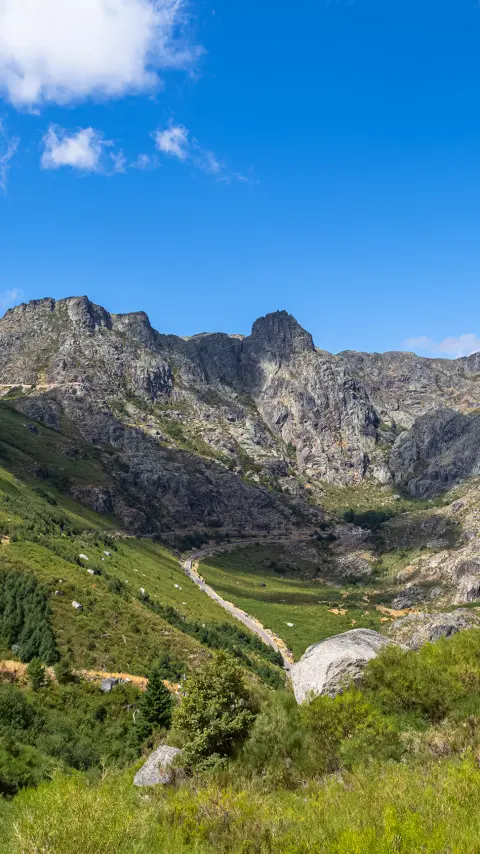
<box><xmin>200</xmin><ymin>547</ymin><xmax>389</xmax><ymax>659</ymax></box>
<box><xmin>3</xmin><ymin>756</ymin><xmax>480</xmax><ymax>853</ymax></box>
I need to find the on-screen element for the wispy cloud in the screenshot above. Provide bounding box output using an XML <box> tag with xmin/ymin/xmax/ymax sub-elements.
<box><xmin>153</xmin><ymin>122</ymin><xmax>255</xmax><ymax>183</ymax></box>
<box><xmin>0</xmin><ymin>288</ymin><xmax>23</xmax><ymax>311</ymax></box>
<box><xmin>154</xmin><ymin>125</ymin><xmax>189</xmax><ymax>159</ymax></box>
<box><xmin>0</xmin><ymin>119</ymin><xmax>19</xmax><ymax>193</ymax></box>
<box><xmin>403</xmin><ymin>333</ymin><xmax>480</xmax><ymax>359</ymax></box>
<box><xmin>0</xmin><ymin>0</ymin><xmax>200</xmax><ymax>108</ymax></box>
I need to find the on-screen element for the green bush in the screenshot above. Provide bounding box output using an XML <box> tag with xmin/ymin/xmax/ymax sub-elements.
<box><xmin>173</xmin><ymin>652</ymin><xmax>256</xmax><ymax>769</ymax></box>
<box><xmin>240</xmin><ymin>691</ymin><xmax>308</xmax><ymax>786</ymax></box>
<box><xmin>0</xmin><ymin>738</ymin><xmax>52</xmax><ymax>797</ymax></box>
<box><xmin>302</xmin><ymin>689</ymin><xmax>403</xmax><ymax>773</ymax></box>
<box><xmin>362</xmin><ymin>644</ymin><xmax>461</xmax><ymax>722</ymax></box>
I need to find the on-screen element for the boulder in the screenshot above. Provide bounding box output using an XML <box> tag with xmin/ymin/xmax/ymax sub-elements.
<box><xmin>290</xmin><ymin>629</ymin><xmax>402</xmax><ymax>703</ymax></box>
<box><xmin>133</xmin><ymin>745</ymin><xmax>182</xmax><ymax>787</ymax></box>
<box><xmin>388</xmin><ymin>610</ymin><xmax>480</xmax><ymax>650</ymax></box>
<box><xmin>100</xmin><ymin>678</ymin><xmax>119</xmax><ymax>693</ymax></box>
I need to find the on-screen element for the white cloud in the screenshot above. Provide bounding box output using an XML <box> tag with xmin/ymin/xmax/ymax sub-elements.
<box><xmin>154</xmin><ymin>124</ymin><xmax>189</xmax><ymax>159</ymax></box>
<box><xmin>131</xmin><ymin>152</ymin><xmax>155</xmax><ymax>169</ymax></box>
<box><xmin>0</xmin><ymin>118</ymin><xmax>19</xmax><ymax>193</ymax></box>
<box><xmin>0</xmin><ymin>0</ymin><xmax>198</xmax><ymax>108</ymax></box>
<box><xmin>0</xmin><ymin>288</ymin><xmax>23</xmax><ymax>310</ymax></box>
<box><xmin>41</xmin><ymin>126</ymin><xmax>110</xmax><ymax>172</ymax></box>
<box><xmin>404</xmin><ymin>333</ymin><xmax>480</xmax><ymax>359</ymax></box>
<box><xmin>110</xmin><ymin>150</ymin><xmax>127</xmax><ymax>173</ymax></box>
<box><xmin>153</xmin><ymin>122</ymin><xmax>253</xmax><ymax>183</ymax></box>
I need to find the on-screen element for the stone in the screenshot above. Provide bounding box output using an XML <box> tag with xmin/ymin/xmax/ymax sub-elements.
<box><xmin>290</xmin><ymin>629</ymin><xmax>403</xmax><ymax>703</ymax></box>
<box><xmin>133</xmin><ymin>746</ymin><xmax>182</xmax><ymax>787</ymax></box>
<box><xmin>101</xmin><ymin>678</ymin><xmax>119</xmax><ymax>693</ymax></box>
<box><xmin>79</xmin><ymin>554</ymin><xmax>89</xmax><ymax>561</ymax></box>
<box><xmin>388</xmin><ymin>610</ymin><xmax>480</xmax><ymax>650</ymax></box>
<box><xmin>72</xmin><ymin>601</ymin><xmax>83</xmax><ymax>612</ymax></box>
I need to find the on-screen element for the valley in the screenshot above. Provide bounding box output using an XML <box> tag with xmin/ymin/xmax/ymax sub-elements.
<box><xmin>3</xmin><ymin>297</ymin><xmax>480</xmax><ymax>852</ymax></box>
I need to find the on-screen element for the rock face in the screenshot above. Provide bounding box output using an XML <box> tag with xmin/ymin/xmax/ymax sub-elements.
<box><xmin>390</xmin><ymin>409</ymin><xmax>480</xmax><ymax>498</ymax></box>
<box><xmin>133</xmin><ymin>745</ymin><xmax>182</xmax><ymax>787</ymax></box>
<box><xmin>2</xmin><ymin>296</ymin><xmax>480</xmax><ymax>536</ymax></box>
<box><xmin>290</xmin><ymin>629</ymin><xmax>401</xmax><ymax>703</ymax></box>
<box><xmin>388</xmin><ymin>610</ymin><xmax>480</xmax><ymax>650</ymax></box>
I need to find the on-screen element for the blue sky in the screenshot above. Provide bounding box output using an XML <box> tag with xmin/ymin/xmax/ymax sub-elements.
<box><xmin>1</xmin><ymin>0</ymin><xmax>480</xmax><ymax>357</ymax></box>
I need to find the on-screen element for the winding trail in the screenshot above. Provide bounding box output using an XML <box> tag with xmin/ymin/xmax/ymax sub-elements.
<box><xmin>182</xmin><ymin>542</ymin><xmax>298</xmax><ymax>671</ymax></box>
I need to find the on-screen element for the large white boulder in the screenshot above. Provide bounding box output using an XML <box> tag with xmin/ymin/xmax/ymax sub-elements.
<box><xmin>133</xmin><ymin>745</ymin><xmax>182</xmax><ymax>787</ymax></box>
<box><xmin>291</xmin><ymin>629</ymin><xmax>402</xmax><ymax>703</ymax></box>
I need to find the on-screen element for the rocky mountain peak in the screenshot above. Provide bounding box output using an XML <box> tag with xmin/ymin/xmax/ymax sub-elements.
<box><xmin>248</xmin><ymin>310</ymin><xmax>314</xmax><ymax>358</ymax></box>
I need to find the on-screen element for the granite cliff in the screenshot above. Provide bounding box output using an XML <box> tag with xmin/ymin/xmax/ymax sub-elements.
<box><xmin>1</xmin><ymin>296</ymin><xmax>480</xmax><ymax>535</ymax></box>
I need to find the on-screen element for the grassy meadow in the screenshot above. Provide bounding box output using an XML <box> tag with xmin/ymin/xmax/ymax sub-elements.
<box><xmin>200</xmin><ymin>546</ymin><xmax>393</xmax><ymax>659</ymax></box>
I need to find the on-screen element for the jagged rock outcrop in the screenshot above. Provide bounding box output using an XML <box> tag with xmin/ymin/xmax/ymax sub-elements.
<box><xmin>390</xmin><ymin>408</ymin><xmax>480</xmax><ymax>498</ymax></box>
<box><xmin>2</xmin><ymin>295</ymin><xmax>480</xmax><ymax>536</ymax></box>
<box><xmin>388</xmin><ymin>610</ymin><xmax>480</xmax><ymax>650</ymax></box>
<box><xmin>290</xmin><ymin>629</ymin><xmax>402</xmax><ymax>702</ymax></box>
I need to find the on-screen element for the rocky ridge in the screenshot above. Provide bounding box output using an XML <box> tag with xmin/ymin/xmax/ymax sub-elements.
<box><xmin>1</xmin><ymin>296</ymin><xmax>480</xmax><ymax>536</ymax></box>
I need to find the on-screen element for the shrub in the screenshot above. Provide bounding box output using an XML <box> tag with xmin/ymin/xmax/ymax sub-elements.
<box><xmin>0</xmin><ymin>738</ymin><xmax>52</xmax><ymax>797</ymax></box>
<box><xmin>361</xmin><ymin>645</ymin><xmax>461</xmax><ymax>722</ymax></box>
<box><xmin>0</xmin><ymin>684</ymin><xmax>36</xmax><ymax>737</ymax></box>
<box><xmin>240</xmin><ymin>691</ymin><xmax>308</xmax><ymax>786</ymax></box>
<box><xmin>301</xmin><ymin>689</ymin><xmax>403</xmax><ymax>773</ymax></box>
<box><xmin>173</xmin><ymin>652</ymin><xmax>256</xmax><ymax>769</ymax></box>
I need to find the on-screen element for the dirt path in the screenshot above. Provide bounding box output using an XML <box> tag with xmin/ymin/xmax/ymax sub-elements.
<box><xmin>0</xmin><ymin>660</ymin><xmax>179</xmax><ymax>693</ymax></box>
<box><xmin>182</xmin><ymin>553</ymin><xmax>294</xmax><ymax>671</ymax></box>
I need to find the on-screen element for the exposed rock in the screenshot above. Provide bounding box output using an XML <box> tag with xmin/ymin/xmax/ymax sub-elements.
<box><xmin>391</xmin><ymin>586</ymin><xmax>436</xmax><ymax>610</ymax></box>
<box><xmin>388</xmin><ymin>610</ymin><xmax>480</xmax><ymax>649</ymax></box>
<box><xmin>72</xmin><ymin>601</ymin><xmax>83</xmax><ymax>612</ymax></box>
<box><xmin>100</xmin><ymin>678</ymin><xmax>119</xmax><ymax>693</ymax></box>
<box><xmin>332</xmin><ymin>553</ymin><xmax>374</xmax><ymax>581</ymax></box>
<box><xmin>290</xmin><ymin>629</ymin><xmax>403</xmax><ymax>703</ymax></box>
<box><xmin>133</xmin><ymin>745</ymin><xmax>182</xmax><ymax>787</ymax></box>
<box><xmin>390</xmin><ymin>408</ymin><xmax>480</xmax><ymax>498</ymax></box>
<box><xmin>381</xmin><ymin>511</ymin><xmax>459</xmax><ymax>550</ymax></box>
<box><xmin>3</xmin><ymin>295</ymin><xmax>480</xmax><ymax>535</ymax></box>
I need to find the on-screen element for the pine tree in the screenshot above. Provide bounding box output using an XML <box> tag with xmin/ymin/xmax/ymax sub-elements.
<box><xmin>26</xmin><ymin>658</ymin><xmax>46</xmax><ymax>691</ymax></box>
<box><xmin>136</xmin><ymin>662</ymin><xmax>173</xmax><ymax>740</ymax></box>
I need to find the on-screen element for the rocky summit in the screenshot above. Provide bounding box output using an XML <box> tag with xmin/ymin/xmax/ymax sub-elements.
<box><xmin>1</xmin><ymin>296</ymin><xmax>480</xmax><ymax>536</ymax></box>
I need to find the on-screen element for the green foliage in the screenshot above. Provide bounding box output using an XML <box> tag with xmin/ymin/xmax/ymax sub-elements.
<box><xmin>362</xmin><ymin>644</ymin><xmax>461</xmax><ymax>722</ymax></box>
<box><xmin>240</xmin><ymin>691</ymin><xmax>307</xmax><ymax>786</ymax></box>
<box><xmin>0</xmin><ymin>738</ymin><xmax>52</xmax><ymax>797</ymax></box>
<box><xmin>7</xmin><ymin>757</ymin><xmax>480</xmax><ymax>853</ymax></box>
<box><xmin>26</xmin><ymin>658</ymin><xmax>46</xmax><ymax>691</ymax></box>
<box><xmin>0</xmin><ymin>684</ymin><xmax>35</xmax><ymax>737</ymax></box>
<box><xmin>54</xmin><ymin>658</ymin><xmax>75</xmax><ymax>685</ymax></box>
<box><xmin>173</xmin><ymin>652</ymin><xmax>256</xmax><ymax>769</ymax></box>
<box><xmin>0</xmin><ymin>679</ymin><xmax>142</xmax><ymax>795</ymax></box>
<box><xmin>0</xmin><ymin>568</ymin><xmax>58</xmax><ymax>664</ymax></box>
<box><xmin>145</xmin><ymin>598</ymin><xmax>284</xmax><ymax>685</ymax></box>
<box><xmin>135</xmin><ymin>662</ymin><xmax>173</xmax><ymax>741</ymax></box>
<box><xmin>301</xmin><ymin>689</ymin><xmax>403</xmax><ymax>771</ymax></box>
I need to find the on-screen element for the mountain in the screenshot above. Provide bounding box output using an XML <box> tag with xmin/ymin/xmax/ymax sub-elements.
<box><xmin>0</xmin><ymin>296</ymin><xmax>479</xmax><ymax>539</ymax></box>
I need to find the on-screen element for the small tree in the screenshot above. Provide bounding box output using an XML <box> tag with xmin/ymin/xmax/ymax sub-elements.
<box><xmin>135</xmin><ymin>662</ymin><xmax>173</xmax><ymax>741</ymax></box>
<box><xmin>26</xmin><ymin>658</ymin><xmax>46</xmax><ymax>692</ymax></box>
<box><xmin>173</xmin><ymin>651</ymin><xmax>256</xmax><ymax>769</ymax></box>
<box><xmin>54</xmin><ymin>658</ymin><xmax>75</xmax><ymax>685</ymax></box>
